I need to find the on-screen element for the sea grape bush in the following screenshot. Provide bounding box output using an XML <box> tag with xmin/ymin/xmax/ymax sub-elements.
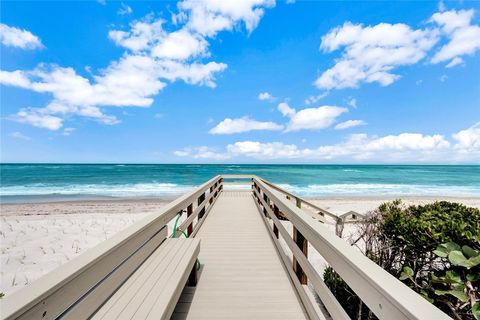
<box><xmin>323</xmin><ymin>200</ymin><xmax>480</xmax><ymax>320</ymax></box>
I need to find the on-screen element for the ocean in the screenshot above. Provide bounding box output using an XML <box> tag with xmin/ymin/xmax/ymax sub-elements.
<box><xmin>0</xmin><ymin>164</ymin><xmax>479</xmax><ymax>203</ymax></box>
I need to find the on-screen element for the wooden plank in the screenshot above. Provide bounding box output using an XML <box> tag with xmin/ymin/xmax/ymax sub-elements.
<box><xmin>173</xmin><ymin>190</ymin><xmax>307</xmax><ymax>319</ymax></box>
<box><xmin>93</xmin><ymin>239</ymin><xmax>199</xmax><ymax>320</ymax></box>
<box><xmin>254</xmin><ymin>196</ymin><xmax>323</xmax><ymax>320</ymax></box>
<box><xmin>255</xmin><ymin>190</ymin><xmax>350</xmax><ymax>320</ymax></box>
<box><xmin>64</xmin><ymin>227</ymin><xmax>168</xmax><ymax>319</ymax></box>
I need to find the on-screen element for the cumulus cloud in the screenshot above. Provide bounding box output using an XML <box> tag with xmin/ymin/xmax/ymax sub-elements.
<box><xmin>304</xmin><ymin>92</ymin><xmax>328</xmax><ymax>105</ymax></box>
<box><xmin>175</xmin><ymin>131</ymin><xmax>458</xmax><ymax>162</ymax></box>
<box><xmin>430</xmin><ymin>9</ymin><xmax>480</xmax><ymax>67</ymax></box>
<box><xmin>335</xmin><ymin>119</ymin><xmax>366</xmax><ymax>130</ymax></box>
<box><xmin>209</xmin><ymin>117</ymin><xmax>283</xmax><ymax>134</ymax></box>
<box><xmin>1</xmin><ymin>1</ymin><xmax>274</xmax><ymax>130</ymax></box>
<box><xmin>316</xmin><ymin>22</ymin><xmax>438</xmax><ymax>89</ymax></box>
<box><xmin>0</xmin><ymin>23</ymin><xmax>43</xmax><ymax>49</ymax></box>
<box><xmin>258</xmin><ymin>91</ymin><xmax>275</xmax><ymax>101</ymax></box>
<box><xmin>453</xmin><ymin>122</ymin><xmax>480</xmax><ymax>150</ymax></box>
<box><xmin>174</xmin><ymin>146</ymin><xmax>230</xmax><ymax>160</ymax></box>
<box><xmin>177</xmin><ymin>0</ymin><xmax>275</xmax><ymax>37</ymax></box>
<box><xmin>278</xmin><ymin>102</ymin><xmax>347</xmax><ymax>132</ymax></box>
<box><xmin>118</xmin><ymin>3</ymin><xmax>132</xmax><ymax>15</ymax></box>
<box><xmin>314</xmin><ymin>8</ymin><xmax>480</xmax><ymax>89</ymax></box>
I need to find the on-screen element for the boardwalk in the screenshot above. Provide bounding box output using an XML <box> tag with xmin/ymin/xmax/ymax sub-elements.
<box><xmin>172</xmin><ymin>190</ymin><xmax>307</xmax><ymax>319</ymax></box>
<box><xmin>0</xmin><ymin>175</ymin><xmax>451</xmax><ymax>320</ymax></box>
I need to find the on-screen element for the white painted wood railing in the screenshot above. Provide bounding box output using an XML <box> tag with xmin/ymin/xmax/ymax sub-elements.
<box><xmin>0</xmin><ymin>176</ymin><xmax>222</xmax><ymax>320</ymax></box>
<box><xmin>251</xmin><ymin>176</ymin><xmax>451</xmax><ymax>320</ymax></box>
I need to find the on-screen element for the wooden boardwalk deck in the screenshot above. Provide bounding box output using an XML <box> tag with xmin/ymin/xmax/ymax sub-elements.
<box><xmin>172</xmin><ymin>190</ymin><xmax>308</xmax><ymax>319</ymax></box>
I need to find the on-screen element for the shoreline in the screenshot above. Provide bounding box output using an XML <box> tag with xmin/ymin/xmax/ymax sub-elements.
<box><xmin>1</xmin><ymin>194</ymin><xmax>479</xmax><ymax>205</ymax></box>
<box><xmin>1</xmin><ymin>195</ymin><xmax>479</xmax><ymax>296</ymax></box>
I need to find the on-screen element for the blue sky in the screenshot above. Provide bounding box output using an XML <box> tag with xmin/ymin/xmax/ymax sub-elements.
<box><xmin>1</xmin><ymin>0</ymin><xmax>479</xmax><ymax>163</ymax></box>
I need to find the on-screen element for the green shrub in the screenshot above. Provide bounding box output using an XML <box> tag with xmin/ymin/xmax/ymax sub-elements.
<box><xmin>323</xmin><ymin>200</ymin><xmax>480</xmax><ymax>320</ymax></box>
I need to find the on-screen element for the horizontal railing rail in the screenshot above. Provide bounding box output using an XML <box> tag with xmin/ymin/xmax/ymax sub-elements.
<box><xmin>0</xmin><ymin>175</ymin><xmax>223</xmax><ymax>320</ymax></box>
<box><xmin>252</xmin><ymin>177</ymin><xmax>451</xmax><ymax>320</ymax></box>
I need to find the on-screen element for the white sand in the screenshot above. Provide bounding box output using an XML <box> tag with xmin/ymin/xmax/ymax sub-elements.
<box><xmin>1</xmin><ymin>196</ymin><xmax>478</xmax><ymax>296</ymax></box>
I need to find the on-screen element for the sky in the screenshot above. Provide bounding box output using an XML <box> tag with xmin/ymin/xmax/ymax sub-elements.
<box><xmin>1</xmin><ymin>0</ymin><xmax>479</xmax><ymax>164</ymax></box>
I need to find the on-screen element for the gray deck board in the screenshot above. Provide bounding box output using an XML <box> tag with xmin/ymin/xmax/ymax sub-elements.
<box><xmin>172</xmin><ymin>190</ymin><xmax>307</xmax><ymax>319</ymax></box>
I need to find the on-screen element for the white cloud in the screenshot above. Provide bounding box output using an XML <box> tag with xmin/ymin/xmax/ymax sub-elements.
<box><xmin>151</xmin><ymin>29</ymin><xmax>208</xmax><ymax>60</ymax></box>
<box><xmin>438</xmin><ymin>0</ymin><xmax>446</xmax><ymax>12</ymax></box>
<box><xmin>304</xmin><ymin>92</ymin><xmax>328</xmax><ymax>105</ymax></box>
<box><xmin>10</xmin><ymin>132</ymin><xmax>31</xmax><ymax>140</ymax></box>
<box><xmin>118</xmin><ymin>3</ymin><xmax>132</xmax><ymax>15</ymax></box>
<box><xmin>62</xmin><ymin>127</ymin><xmax>76</xmax><ymax>136</ymax></box>
<box><xmin>14</xmin><ymin>109</ymin><xmax>64</xmax><ymax>130</ymax></box>
<box><xmin>278</xmin><ymin>102</ymin><xmax>347</xmax><ymax>132</ymax></box>
<box><xmin>175</xmin><ymin>132</ymin><xmax>452</xmax><ymax>162</ymax></box>
<box><xmin>2</xmin><ymin>1</ymin><xmax>273</xmax><ymax>130</ymax></box>
<box><xmin>430</xmin><ymin>9</ymin><xmax>480</xmax><ymax>67</ymax></box>
<box><xmin>0</xmin><ymin>70</ymin><xmax>32</xmax><ymax>87</ymax></box>
<box><xmin>335</xmin><ymin>119</ymin><xmax>366</xmax><ymax>130</ymax></box>
<box><xmin>258</xmin><ymin>91</ymin><xmax>275</xmax><ymax>101</ymax></box>
<box><xmin>440</xmin><ymin>74</ymin><xmax>448</xmax><ymax>82</ymax></box>
<box><xmin>174</xmin><ymin>146</ymin><xmax>230</xmax><ymax>160</ymax></box>
<box><xmin>316</xmin><ymin>22</ymin><xmax>439</xmax><ymax>89</ymax></box>
<box><xmin>0</xmin><ymin>23</ymin><xmax>43</xmax><ymax>49</ymax></box>
<box><xmin>445</xmin><ymin>57</ymin><xmax>464</xmax><ymax>68</ymax></box>
<box><xmin>177</xmin><ymin>0</ymin><xmax>276</xmax><ymax>37</ymax></box>
<box><xmin>346</xmin><ymin>97</ymin><xmax>357</xmax><ymax>108</ymax></box>
<box><xmin>209</xmin><ymin>117</ymin><xmax>283</xmax><ymax>134</ymax></box>
<box><xmin>453</xmin><ymin>122</ymin><xmax>480</xmax><ymax>150</ymax></box>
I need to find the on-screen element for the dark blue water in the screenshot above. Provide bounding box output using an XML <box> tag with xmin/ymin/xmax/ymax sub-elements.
<box><xmin>1</xmin><ymin>164</ymin><xmax>479</xmax><ymax>203</ymax></box>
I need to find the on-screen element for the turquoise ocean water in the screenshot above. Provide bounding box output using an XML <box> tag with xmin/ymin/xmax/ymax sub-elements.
<box><xmin>0</xmin><ymin>164</ymin><xmax>479</xmax><ymax>203</ymax></box>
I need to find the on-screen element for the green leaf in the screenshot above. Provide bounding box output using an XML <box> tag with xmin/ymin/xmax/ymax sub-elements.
<box><xmin>434</xmin><ymin>289</ymin><xmax>469</xmax><ymax>302</ymax></box>
<box><xmin>444</xmin><ymin>271</ymin><xmax>462</xmax><ymax>284</ymax></box>
<box><xmin>462</xmin><ymin>245</ymin><xmax>479</xmax><ymax>258</ymax></box>
<box><xmin>467</xmin><ymin>273</ymin><xmax>480</xmax><ymax>282</ymax></box>
<box><xmin>449</xmin><ymin>250</ymin><xmax>468</xmax><ymax>266</ymax></box>
<box><xmin>399</xmin><ymin>266</ymin><xmax>414</xmax><ymax>280</ymax></box>
<box><xmin>473</xmin><ymin>302</ymin><xmax>480</xmax><ymax>320</ymax></box>
<box><xmin>433</xmin><ymin>248</ymin><xmax>448</xmax><ymax>258</ymax></box>
<box><xmin>441</xmin><ymin>242</ymin><xmax>461</xmax><ymax>252</ymax></box>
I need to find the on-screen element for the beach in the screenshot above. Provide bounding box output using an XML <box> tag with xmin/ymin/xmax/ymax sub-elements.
<box><xmin>1</xmin><ymin>196</ymin><xmax>479</xmax><ymax>296</ymax></box>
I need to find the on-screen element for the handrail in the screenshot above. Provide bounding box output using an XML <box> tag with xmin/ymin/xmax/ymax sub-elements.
<box><xmin>257</xmin><ymin>176</ymin><xmax>362</xmax><ymax>221</ymax></box>
<box><xmin>0</xmin><ymin>175</ymin><xmax>222</xmax><ymax>320</ymax></box>
<box><xmin>252</xmin><ymin>177</ymin><xmax>451</xmax><ymax>320</ymax></box>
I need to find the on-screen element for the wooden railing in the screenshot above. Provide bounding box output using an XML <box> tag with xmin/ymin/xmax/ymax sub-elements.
<box><xmin>251</xmin><ymin>176</ymin><xmax>451</xmax><ymax>320</ymax></box>
<box><xmin>0</xmin><ymin>176</ymin><xmax>222</xmax><ymax>320</ymax></box>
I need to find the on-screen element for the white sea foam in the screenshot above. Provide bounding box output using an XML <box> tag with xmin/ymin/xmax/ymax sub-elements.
<box><xmin>0</xmin><ymin>183</ymin><xmax>196</xmax><ymax>198</ymax></box>
<box><xmin>276</xmin><ymin>183</ymin><xmax>480</xmax><ymax>197</ymax></box>
<box><xmin>1</xmin><ymin>182</ymin><xmax>479</xmax><ymax>202</ymax></box>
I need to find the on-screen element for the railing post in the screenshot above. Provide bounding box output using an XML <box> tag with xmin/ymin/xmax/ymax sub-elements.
<box><xmin>198</xmin><ymin>192</ymin><xmax>206</xmax><ymax>219</ymax></box>
<box><xmin>263</xmin><ymin>193</ymin><xmax>269</xmax><ymax>217</ymax></box>
<box><xmin>187</xmin><ymin>203</ymin><xmax>193</xmax><ymax>236</ymax></box>
<box><xmin>209</xmin><ymin>186</ymin><xmax>214</xmax><ymax>205</ymax></box>
<box><xmin>273</xmin><ymin>204</ymin><xmax>279</xmax><ymax>239</ymax></box>
<box><xmin>293</xmin><ymin>198</ymin><xmax>308</xmax><ymax>284</ymax></box>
